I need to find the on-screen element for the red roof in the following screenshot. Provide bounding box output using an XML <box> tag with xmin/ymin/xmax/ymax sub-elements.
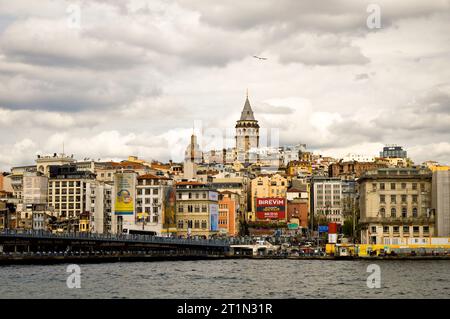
<box><xmin>137</xmin><ymin>174</ymin><xmax>170</xmax><ymax>180</ymax></box>
<box><xmin>176</xmin><ymin>181</ymin><xmax>205</xmax><ymax>186</ymax></box>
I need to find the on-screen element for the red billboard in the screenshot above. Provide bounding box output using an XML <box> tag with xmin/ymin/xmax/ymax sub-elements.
<box><xmin>256</xmin><ymin>198</ymin><xmax>286</xmax><ymax>220</ymax></box>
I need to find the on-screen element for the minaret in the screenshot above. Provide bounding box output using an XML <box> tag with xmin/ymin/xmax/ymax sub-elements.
<box><xmin>235</xmin><ymin>91</ymin><xmax>259</xmax><ymax>164</ymax></box>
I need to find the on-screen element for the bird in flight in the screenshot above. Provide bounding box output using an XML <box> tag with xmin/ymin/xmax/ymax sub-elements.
<box><xmin>253</xmin><ymin>55</ymin><xmax>267</xmax><ymax>60</ymax></box>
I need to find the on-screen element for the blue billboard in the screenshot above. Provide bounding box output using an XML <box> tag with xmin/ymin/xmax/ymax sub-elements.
<box><xmin>209</xmin><ymin>203</ymin><xmax>219</xmax><ymax>231</ymax></box>
<box><xmin>318</xmin><ymin>225</ymin><xmax>329</xmax><ymax>233</ymax></box>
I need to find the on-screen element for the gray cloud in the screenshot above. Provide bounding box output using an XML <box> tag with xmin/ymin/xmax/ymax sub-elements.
<box><xmin>0</xmin><ymin>0</ymin><xmax>449</xmax><ymax>170</ymax></box>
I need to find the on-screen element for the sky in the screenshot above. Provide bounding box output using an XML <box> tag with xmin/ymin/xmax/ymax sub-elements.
<box><xmin>0</xmin><ymin>0</ymin><xmax>449</xmax><ymax>171</ymax></box>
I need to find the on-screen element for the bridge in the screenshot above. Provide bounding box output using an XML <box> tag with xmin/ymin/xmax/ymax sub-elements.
<box><xmin>0</xmin><ymin>230</ymin><xmax>231</xmax><ymax>264</ymax></box>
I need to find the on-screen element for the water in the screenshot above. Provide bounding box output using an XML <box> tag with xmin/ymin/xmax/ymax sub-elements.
<box><xmin>0</xmin><ymin>260</ymin><xmax>449</xmax><ymax>298</ymax></box>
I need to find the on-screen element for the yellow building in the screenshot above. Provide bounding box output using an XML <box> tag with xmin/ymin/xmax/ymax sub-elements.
<box><xmin>358</xmin><ymin>168</ymin><xmax>434</xmax><ymax>245</ymax></box>
<box><xmin>286</xmin><ymin>161</ymin><xmax>312</xmax><ymax>177</ymax></box>
<box><xmin>249</xmin><ymin>174</ymin><xmax>288</xmax><ymax>222</ymax></box>
<box><xmin>175</xmin><ymin>182</ymin><xmax>219</xmax><ymax>238</ymax></box>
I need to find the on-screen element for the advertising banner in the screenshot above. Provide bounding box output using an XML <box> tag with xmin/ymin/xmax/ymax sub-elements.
<box><xmin>114</xmin><ymin>173</ymin><xmax>135</xmax><ymax>215</ymax></box>
<box><xmin>163</xmin><ymin>186</ymin><xmax>176</xmax><ymax>228</ymax></box>
<box><xmin>318</xmin><ymin>225</ymin><xmax>329</xmax><ymax>233</ymax></box>
<box><xmin>210</xmin><ymin>203</ymin><xmax>219</xmax><ymax>231</ymax></box>
<box><xmin>256</xmin><ymin>198</ymin><xmax>286</xmax><ymax>219</ymax></box>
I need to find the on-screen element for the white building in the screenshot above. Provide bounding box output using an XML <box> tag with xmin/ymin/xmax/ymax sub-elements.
<box><xmin>312</xmin><ymin>177</ymin><xmax>343</xmax><ymax>224</ymax></box>
<box><xmin>341</xmin><ymin>153</ymin><xmax>375</xmax><ymax>163</ymax></box>
<box><xmin>135</xmin><ymin>174</ymin><xmax>173</xmax><ymax>235</ymax></box>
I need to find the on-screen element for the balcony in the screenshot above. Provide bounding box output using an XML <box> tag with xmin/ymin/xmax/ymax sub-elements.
<box><xmin>360</xmin><ymin>215</ymin><xmax>434</xmax><ymax>225</ymax></box>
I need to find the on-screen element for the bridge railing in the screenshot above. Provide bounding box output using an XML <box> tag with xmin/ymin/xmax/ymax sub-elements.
<box><xmin>0</xmin><ymin>229</ymin><xmax>230</xmax><ymax>248</ymax></box>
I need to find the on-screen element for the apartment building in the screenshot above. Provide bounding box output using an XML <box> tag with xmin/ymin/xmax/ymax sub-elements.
<box><xmin>135</xmin><ymin>174</ymin><xmax>172</xmax><ymax>236</ymax></box>
<box><xmin>47</xmin><ymin>165</ymin><xmax>96</xmax><ymax>231</ymax></box>
<box><xmin>175</xmin><ymin>181</ymin><xmax>219</xmax><ymax>238</ymax></box>
<box><xmin>311</xmin><ymin>177</ymin><xmax>343</xmax><ymax>225</ymax></box>
<box><xmin>250</xmin><ymin>173</ymin><xmax>288</xmax><ymax>222</ymax></box>
<box><xmin>218</xmin><ymin>191</ymin><xmax>240</xmax><ymax>236</ymax></box>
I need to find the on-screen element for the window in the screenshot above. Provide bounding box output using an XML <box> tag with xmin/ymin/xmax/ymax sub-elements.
<box><xmin>423</xmin><ymin>226</ymin><xmax>429</xmax><ymax>233</ymax></box>
<box><xmin>412</xmin><ymin>183</ymin><xmax>417</xmax><ymax>190</ymax></box>
<box><xmin>402</xmin><ymin>207</ymin><xmax>407</xmax><ymax>218</ymax></box>
<box><xmin>413</xmin><ymin>226</ymin><xmax>419</xmax><ymax>233</ymax></box>
<box><xmin>380</xmin><ymin>208</ymin><xmax>385</xmax><ymax>217</ymax></box>
<box><xmin>412</xmin><ymin>207</ymin><xmax>418</xmax><ymax>217</ymax></box>
<box><xmin>403</xmin><ymin>226</ymin><xmax>409</xmax><ymax>234</ymax></box>
<box><xmin>188</xmin><ymin>205</ymin><xmax>193</xmax><ymax>213</ymax></box>
<box><xmin>194</xmin><ymin>205</ymin><xmax>200</xmax><ymax>213</ymax></box>
<box><xmin>187</xmin><ymin>220</ymin><xmax>193</xmax><ymax>228</ymax></box>
<box><xmin>391</xmin><ymin>208</ymin><xmax>396</xmax><ymax>218</ymax></box>
<box><xmin>371</xmin><ymin>226</ymin><xmax>376</xmax><ymax>233</ymax></box>
<box><xmin>401</xmin><ymin>195</ymin><xmax>407</xmax><ymax>203</ymax></box>
<box><xmin>178</xmin><ymin>205</ymin><xmax>183</xmax><ymax>213</ymax></box>
<box><xmin>194</xmin><ymin>220</ymin><xmax>200</xmax><ymax>229</ymax></box>
<box><xmin>420</xmin><ymin>183</ymin><xmax>425</xmax><ymax>192</ymax></box>
<box><xmin>412</xmin><ymin>195</ymin><xmax>418</xmax><ymax>203</ymax></box>
<box><xmin>383</xmin><ymin>226</ymin><xmax>389</xmax><ymax>233</ymax></box>
<box><xmin>380</xmin><ymin>195</ymin><xmax>385</xmax><ymax>203</ymax></box>
<box><xmin>201</xmin><ymin>204</ymin><xmax>207</xmax><ymax>213</ymax></box>
<box><xmin>201</xmin><ymin>220</ymin><xmax>207</xmax><ymax>229</ymax></box>
<box><xmin>401</xmin><ymin>183</ymin><xmax>406</xmax><ymax>189</ymax></box>
<box><xmin>393</xmin><ymin>226</ymin><xmax>399</xmax><ymax>233</ymax></box>
<box><xmin>390</xmin><ymin>183</ymin><xmax>396</xmax><ymax>190</ymax></box>
<box><xmin>153</xmin><ymin>189</ymin><xmax>158</xmax><ymax>195</ymax></box>
<box><xmin>380</xmin><ymin>183</ymin><xmax>385</xmax><ymax>190</ymax></box>
<box><xmin>177</xmin><ymin>220</ymin><xmax>184</xmax><ymax>229</ymax></box>
<box><xmin>391</xmin><ymin>195</ymin><xmax>396</xmax><ymax>204</ymax></box>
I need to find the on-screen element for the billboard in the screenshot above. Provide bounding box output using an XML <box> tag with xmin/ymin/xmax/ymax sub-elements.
<box><xmin>162</xmin><ymin>186</ymin><xmax>176</xmax><ymax>228</ymax></box>
<box><xmin>328</xmin><ymin>233</ymin><xmax>337</xmax><ymax>244</ymax></box>
<box><xmin>256</xmin><ymin>198</ymin><xmax>286</xmax><ymax>220</ymax></box>
<box><xmin>114</xmin><ymin>173</ymin><xmax>135</xmax><ymax>215</ymax></box>
<box><xmin>210</xmin><ymin>203</ymin><xmax>219</xmax><ymax>231</ymax></box>
<box><xmin>318</xmin><ymin>225</ymin><xmax>329</xmax><ymax>233</ymax></box>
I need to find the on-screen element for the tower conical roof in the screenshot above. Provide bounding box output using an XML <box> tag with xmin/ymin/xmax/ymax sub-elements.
<box><xmin>239</xmin><ymin>96</ymin><xmax>256</xmax><ymax>121</ymax></box>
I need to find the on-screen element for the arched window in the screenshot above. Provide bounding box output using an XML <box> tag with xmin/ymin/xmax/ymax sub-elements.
<box><xmin>391</xmin><ymin>208</ymin><xmax>396</xmax><ymax>218</ymax></box>
<box><xmin>402</xmin><ymin>207</ymin><xmax>407</xmax><ymax>218</ymax></box>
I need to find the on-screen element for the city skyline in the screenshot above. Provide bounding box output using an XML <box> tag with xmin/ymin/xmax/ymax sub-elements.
<box><xmin>1</xmin><ymin>0</ymin><xmax>449</xmax><ymax>170</ymax></box>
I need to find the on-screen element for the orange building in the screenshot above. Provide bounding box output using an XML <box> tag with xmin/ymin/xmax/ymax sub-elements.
<box><xmin>218</xmin><ymin>191</ymin><xmax>240</xmax><ymax>236</ymax></box>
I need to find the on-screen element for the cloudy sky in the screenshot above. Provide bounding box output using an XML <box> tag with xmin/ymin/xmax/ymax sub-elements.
<box><xmin>0</xmin><ymin>0</ymin><xmax>449</xmax><ymax>171</ymax></box>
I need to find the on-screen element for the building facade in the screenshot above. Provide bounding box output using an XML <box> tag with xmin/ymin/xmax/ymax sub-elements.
<box><xmin>250</xmin><ymin>174</ymin><xmax>287</xmax><ymax>222</ymax></box>
<box><xmin>379</xmin><ymin>145</ymin><xmax>407</xmax><ymax>159</ymax></box>
<box><xmin>432</xmin><ymin>168</ymin><xmax>450</xmax><ymax>237</ymax></box>
<box><xmin>218</xmin><ymin>191</ymin><xmax>239</xmax><ymax>236</ymax></box>
<box><xmin>311</xmin><ymin>177</ymin><xmax>343</xmax><ymax>225</ymax></box>
<box><xmin>135</xmin><ymin>174</ymin><xmax>172</xmax><ymax>236</ymax></box>
<box><xmin>47</xmin><ymin>165</ymin><xmax>96</xmax><ymax>232</ymax></box>
<box><xmin>175</xmin><ymin>182</ymin><xmax>219</xmax><ymax>238</ymax></box>
<box><xmin>358</xmin><ymin>168</ymin><xmax>434</xmax><ymax>245</ymax></box>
